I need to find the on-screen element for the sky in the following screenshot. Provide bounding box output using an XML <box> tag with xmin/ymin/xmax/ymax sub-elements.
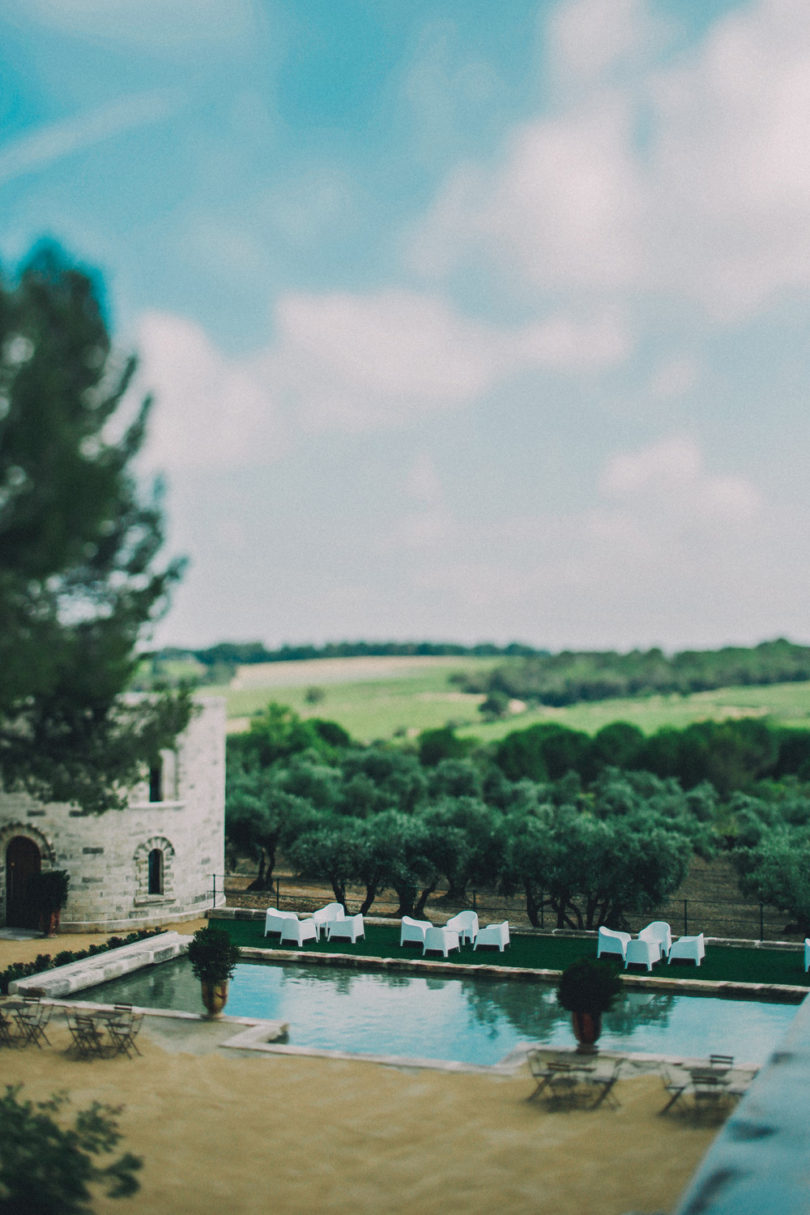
<box><xmin>2</xmin><ymin>0</ymin><xmax>809</xmax><ymax>654</ymax></box>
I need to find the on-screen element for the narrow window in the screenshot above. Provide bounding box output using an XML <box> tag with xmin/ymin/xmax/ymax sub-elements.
<box><xmin>148</xmin><ymin>848</ymin><xmax>163</xmax><ymax>895</ymax></box>
<box><xmin>149</xmin><ymin>761</ymin><xmax>163</xmax><ymax>803</ymax></box>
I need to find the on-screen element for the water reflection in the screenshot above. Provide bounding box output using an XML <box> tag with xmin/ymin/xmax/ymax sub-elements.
<box><xmin>87</xmin><ymin>959</ymin><xmax>794</xmax><ymax>1067</ymax></box>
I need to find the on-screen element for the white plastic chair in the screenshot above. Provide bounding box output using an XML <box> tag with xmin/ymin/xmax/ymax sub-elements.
<box><xmin>279</xmin><ymin>917</ymin><xmax>318</xmax><ymax>947</ymax></box>
<box><xmin>326</xmin><ymin>913</ymin><xmax>365</xmax><ymax>944</ymax></box>
<box><xmin>668</xmin><ymin>933</ymin><xmax>705</xmax><ymax>967</ymax></box>
<box><xmin>596</xmin><ymin>926</ymin><xmax>631</xmax><ymax>962</ymax></box>
<box><xmin>423</xmin><ymin>926</ymin><xmax>461</xmax><ymax>957</ymax></box>
<box><xmin>445</xmin><ymin>911</ymin><xmax>479</xmax><ymax>945</ymax></box>
<box><xmin>311</xmin><ymin>903</ymin><xmax>346</xmax><ymax>935</ymax></box>
<box><xmin>400</xmin><ymin>916</ymin><xmax>432</xmax><ymax>947</ymax></box>
<box><xmin>473</xmin><ymin>921</ymin><xmax>510</xmax><ymax>952</ymax></box>
<box><xmin>804</xmin><ymin>939</ymin><xmax>810</xmax><ymax>972</ymax></box>
<box><xmin>624</xmin><ymin>937</ymin><xmax>661</xmax><ymax>971</ymax></box>
<box><xmin>264</xmin><ymin>908</ymin><xmax>299</xmax><ymax>937</ymax></box>
<box><xmin>638</xmin><ymin>921</ymin><xmax>672</xmax><ymax>957</ymax></box>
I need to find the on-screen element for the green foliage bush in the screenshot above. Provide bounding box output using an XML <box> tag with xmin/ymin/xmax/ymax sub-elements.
<box><xmin>557</xmin><ymin>957</ymin><xmax>623</xmax><ymax>1015</ymax></box>
<box><xmin>0</xmin><ymin>1084</ymin><xmax>141</xmax><ymax>1215</ymax></box>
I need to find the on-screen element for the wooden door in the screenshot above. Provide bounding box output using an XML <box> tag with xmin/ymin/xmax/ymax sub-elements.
<box><xmin>6</xmin><ymin>836</ymin><xmax>41</xmax><ymax>928</ymax></box>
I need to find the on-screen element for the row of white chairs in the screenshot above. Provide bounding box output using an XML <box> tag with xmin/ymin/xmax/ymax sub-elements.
<box><xmin>264</xmin><ymin>904</ymin><xmax>365</xmax><ymax>946</ymax></box>
<box><xmin>264</xmin><ymin>904</ymin><xmax>511</xmax><ymax>954</ymax></box>
<box><xmin>597</xmin><ymin>923</ymin><xmax>706</xmax><ymax>970</ymax></box>
<box><xmin>400</xmin><ymin>913</ymin><xmax>510</xmax><ymax>956</ymax></box>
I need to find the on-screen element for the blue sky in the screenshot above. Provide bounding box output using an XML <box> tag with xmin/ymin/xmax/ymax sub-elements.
<box><xmin>2</xmin><ymin>0</ymin><xmax>809</xmax><ymax>653</ymax></box>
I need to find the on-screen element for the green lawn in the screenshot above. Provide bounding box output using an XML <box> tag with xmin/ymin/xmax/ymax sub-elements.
<box><xmin>217</xmin><ymin>918</ymin><xmax>810</xmax><ymax>996</ymax></box>
<box><xmin>200</xmin><ymin>652</ymin><xmax>810</xmax><ymax>744</ymax></box>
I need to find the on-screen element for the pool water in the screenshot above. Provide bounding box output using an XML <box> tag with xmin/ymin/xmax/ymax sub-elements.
<box><xmin>86</xmin><ymin>958</ymin><xmax>797</xmax><ymax>1067</ymax></box>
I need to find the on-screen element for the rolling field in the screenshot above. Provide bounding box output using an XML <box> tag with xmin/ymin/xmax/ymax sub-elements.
<box><xmin>199</xmin><ymin>656</ymin><xmax>810</xmax><ymax>743</ymax></box>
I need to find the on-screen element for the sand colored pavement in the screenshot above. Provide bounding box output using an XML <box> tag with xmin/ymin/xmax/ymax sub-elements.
<box><xmin>1</xmin><ymin>924</ymin><xmax>718</xmax><ymax>1215</ymax></box>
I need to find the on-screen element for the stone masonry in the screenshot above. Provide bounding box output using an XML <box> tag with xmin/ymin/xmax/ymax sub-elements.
<box><xmin>0</xmin><ymin>695</ymin><xmax>226</xmax><ymax>931</ymax></box>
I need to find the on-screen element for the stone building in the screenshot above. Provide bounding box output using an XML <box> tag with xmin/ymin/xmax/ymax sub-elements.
<box><xmin>0</xmin><ymin>695</ymin><xmax>226</xmax><ymax>932</ymax></box>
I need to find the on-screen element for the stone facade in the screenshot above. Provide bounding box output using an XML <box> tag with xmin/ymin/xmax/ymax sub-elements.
<box><xmin>0</xmin><ymin>695</ymin><xmax>226</xmax><ymax>932</ymax></box>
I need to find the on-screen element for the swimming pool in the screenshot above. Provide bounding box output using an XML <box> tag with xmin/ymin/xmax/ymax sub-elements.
<box><xmin>86</xmin><ymin>958</ymin><xmax>797</xmax><ymax>1067</ymax></box>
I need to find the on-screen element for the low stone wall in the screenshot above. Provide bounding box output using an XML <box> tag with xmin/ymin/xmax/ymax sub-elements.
<box><xmin>8</xmin><ymin>930</ymin><xmax>187</xmax><ymax>998</ymax></box>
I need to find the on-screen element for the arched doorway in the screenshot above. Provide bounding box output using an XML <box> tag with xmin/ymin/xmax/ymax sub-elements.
<box><xmin>6</xmin><ymin>836</ymin><xmax>41</xmax><ymax>928</ymax></box>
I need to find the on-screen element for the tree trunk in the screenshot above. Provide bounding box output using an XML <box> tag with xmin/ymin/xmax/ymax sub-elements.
<box><xmin>414</xmin><ymin>881</ymin><xmax>438</xmax><ymax>918</ymax></box>
<box><xmin>393</xmin><ymin>882</ymin><xmax>417</xmax><ymax>918</ymax></box>
<box><xmin>524</xmin><ymin>882</ymin><xmax>541</xmax><ymax>928</ymax></box>
<box><xmin>359</xmin><ymin>883</ymin><xmax>379</xmax><ymax>916</ymax></box>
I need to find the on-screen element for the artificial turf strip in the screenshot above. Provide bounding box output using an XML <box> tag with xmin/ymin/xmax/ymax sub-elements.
<box><xmin>217</xmin><ymin>919</ymin><xmax>810</xmax><ymax>993</ymax></box>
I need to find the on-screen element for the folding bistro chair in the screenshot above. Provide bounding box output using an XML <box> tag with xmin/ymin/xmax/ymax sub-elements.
<box><xmin>0</xmin><ymin>1006</ymin><xmax>19</xmax><ymax>1047</ymax></box>
<box><xmin>66</xmin><ymin>1011</ymin><xmax>108</xmax><ymax>1059</ymax></box>
<box><xmin>587</xmin><ymin>1058</ymin><xmax>623</xmax><ymax>1109</ymax></box>
<box><xmin>108</xmin><ymin>1008</ymin><xmax>144</xmax><ymax>1057</ymax></box>
<box><xmin>14</xmin><ymin>1000</ymin><xmax>52</xmax><ymax>1048</ymax></box>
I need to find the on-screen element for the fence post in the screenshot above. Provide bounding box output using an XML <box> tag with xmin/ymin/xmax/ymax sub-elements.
<box><xmin>276</xmin><ymin>877</ymin><xmax>280</xmax><ymax>908</ymax></box>
<box><xmin>683</xmin><ymin>899</ymin><xmax>688</xmax><ymax>936</ymax></box>
<box><xmin>212</xmin><ymin>873</ymin><xmax>216</xmax><ymax>908</ymax></box>
<box><xmin>540</xmin><ymin>890</ymin><xmax>544</xmax><ymax>930</ymax></box>
<box><xmin>760</xmin><ymin>903</ymin><xmax>765</xmax><ymax>942</ymax></box>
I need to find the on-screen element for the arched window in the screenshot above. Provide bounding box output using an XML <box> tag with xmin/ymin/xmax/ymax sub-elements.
<box><xmin>148</xmin><ymin>848</ymin><xmax>163</xmax><ymax>895</ymax></box>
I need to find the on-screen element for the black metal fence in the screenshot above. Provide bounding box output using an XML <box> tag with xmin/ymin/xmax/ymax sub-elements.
<box><xmin>210</xmin><ymin>873</ymin><xmax>797</xmax><ymax>943</ymax></box>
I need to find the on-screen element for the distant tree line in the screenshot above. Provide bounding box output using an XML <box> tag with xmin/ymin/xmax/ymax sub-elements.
<box><xmin>458</xmin><ymin>638</ymin><xmax>810</xmax><ymax>706</ymax></box>
<box><xmin>225</xmin><ymin>701</ymin><xmax>810</xmax><ymax>936</ymax></box>
<box><xmin>159</xmin><ymin>639</ymin><xmax>543</xmax><ymax>669</ymax></box>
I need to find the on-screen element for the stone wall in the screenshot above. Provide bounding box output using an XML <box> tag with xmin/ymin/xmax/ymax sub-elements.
<box><xmin>0</xmin><ymin>695</ymin><xmax>226</xmax><ymax>931</ymax></box>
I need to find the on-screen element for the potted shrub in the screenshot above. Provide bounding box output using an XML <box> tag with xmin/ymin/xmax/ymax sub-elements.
<box><xmin>186</xmin><ymin>925</ymin><xmax>242</xmax><ymax>1018</ymax></box>
<box><xmin>556</xmin><ymin>956</ymin><xmax>622</xmax><ymax>1052</ymax></box>
<box><xmin>26</xmin><ymin>870</ymin><xmax>70</xmax><ymax>936</ymax></box>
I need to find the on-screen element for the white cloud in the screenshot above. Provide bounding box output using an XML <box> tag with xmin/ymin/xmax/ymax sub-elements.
<box><xmin>24</xmin><ymin>0</ymin><xmax>259</xmax><ymax>53</ymax></box>
<box><xmin>136</xmin><ymin>290</ymin><xmax>630</xmax><ymax>471</ymax></box>
<box><xmin>600</xmin><ymin>434</ymin><xmax>763</xmax><ymax>523</ymax></box>
<box><xmin>601</xmin><ymin>434</ymin><xmax>701</xmax><ymax>494</ymax></box>
<box><xmin>136</xmin><ymin>312</ymin><xmax>284</xmax><ymax>472</ymax></box>
<box><xmin>410</xmin><ymin>0</ymin><xmax>810</xmax><ymax>320</ymax></box>
<box><xmin>549</xmin><ymin>0</ymin><xmax>668</xmax><ymax>92</ymax></box>
<box><xmin>264</xmin><ymin>289</ymin><xmax>631</xmax><ymax>435</ymax></box>
<box><xmin>412</xmin><ymin>97</ymin><xmax>646</xmax><ymax>292</ymax></box>
<box><xmin>0</xmin><ymin>91</ymin><xmax>183</xmax><ymax>186</ymax></box>
<box><xmin>394</xmin><ymin>433</ymin><xmax>767</xmax><ymax>647</ymax></box>
<box><xmin>648</xmin><ymin>357</ymin><xmax>698</xmax><ymax>401</ymax></box>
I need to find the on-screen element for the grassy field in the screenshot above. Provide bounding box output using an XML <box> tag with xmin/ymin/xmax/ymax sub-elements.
<box><xmin>200</xmin><ymin>654</ymin><xmax>810</xmax><ymax>744</ymax></box>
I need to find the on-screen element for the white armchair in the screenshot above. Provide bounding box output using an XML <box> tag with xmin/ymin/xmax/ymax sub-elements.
<box><xmin>423</xmin><ymin>926</ymin><xmax>461</xmax><ymax>957</ymax></box>
<box><xmin>668</xmin><ymin>933</ymin><xmax>705</xmax><ymax>967</ymax></box>
<box><xmin>400</xmin><ymin>916</ymin><xmax>432</xmax><ymax>947</ymax></box>
<box><xmin>326</xmin><ymin>913</ymin><xmax>365</xmax><ymax>944</ymax></box>
<box><xmin>445</xmin><ymin>911</ymin><xmax>479</xmax><ymax>945</ymax></box>
<box><xmin>638</xmin><ymin>921</ymin><xmax>672</xmax><ymax>957</ymax></box>
<box><xmin>597</xmin><ymin>926</ymin><xmax>631</xmax><ymax>962</ymax></box>
<box><xmin>279</xmin><ymin>917</ymin><xmax>318</xmax><ymax>947</ymax></box>
<box><xmin>264</xmin><ymin>908</ymin><xmax>298</xmax><ymax>937</ymax></box>
<box><xmin>473</xmin><ymin>921</ymin><xmax>510</xmax><ymax>952</ymax></box>
<box><xmin>311</xmin><ymin>902</ymin><xmax>346</xmax><ymax>934</ymax></box>
<box><xmin>624</xmin><ymin>937</ymin><xmax>661</xmax><ymax>971</ymax></box>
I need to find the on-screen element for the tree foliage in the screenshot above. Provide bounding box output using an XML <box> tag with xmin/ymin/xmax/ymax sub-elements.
<box><xmin>0</xmin><ymin>1084</ymin><xmax>141</xmax><ymax>1215</ymax></box>
<box><xmin>0</xmin><ymin>243</ymin><xmax>190</xmax><ymax>811</ymax></box>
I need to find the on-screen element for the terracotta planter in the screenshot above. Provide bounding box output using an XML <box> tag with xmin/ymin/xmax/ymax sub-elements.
<box><xmin>200</xmin><ymin>980</ymin><xmax>229</xmax><ymax>1018</ymax></box>
<box><xmin>571</xmin><ymin>1010</ymin><xmax>602</xmax><ymax>1052</ymax></box>
<box><xmin>39</xmin><ymin>910</ymin><xmax>61</xmax><ymax>937</ymax></box>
